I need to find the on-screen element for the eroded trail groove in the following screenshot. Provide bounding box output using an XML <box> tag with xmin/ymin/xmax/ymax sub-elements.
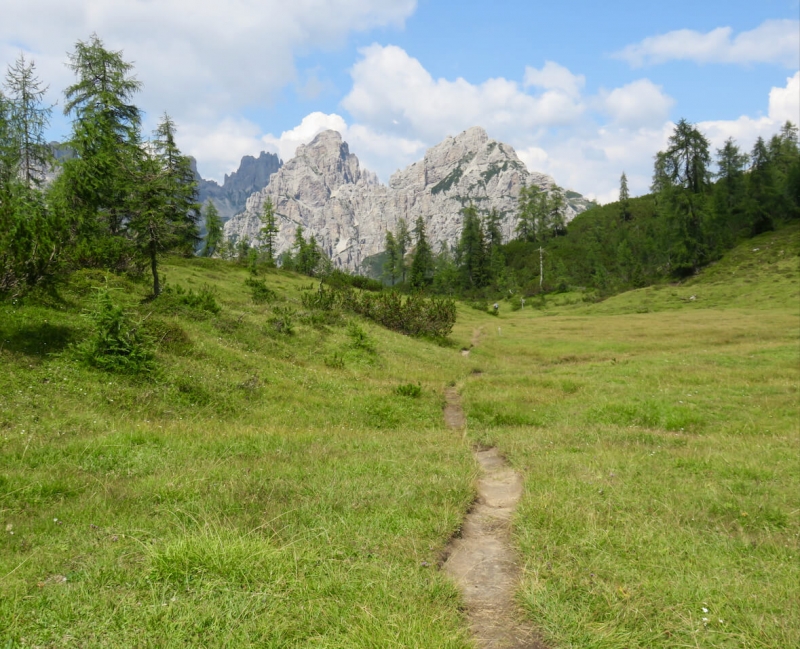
<box><xmin>443</xmin><ymin>390</ymin><xmax>545</xmax><ymax>649</ymax></box>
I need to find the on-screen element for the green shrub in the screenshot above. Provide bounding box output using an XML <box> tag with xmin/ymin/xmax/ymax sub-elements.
<box><xmin>162</xmin><ymin>283</ymin><xmax>221</xmax><ymax>314</ymax></box>
<box><xmin>394</xmin><ymin>382</ymin><xmax>422</xmax><ymax>398</ymax></box>
<box><xmin>245</xmin><ymin>277</ymin><xmax>276</xmax><ymax>304</ymax></box>
<box><xmin>79</xmin><ymin>288</ymin><xmax>154</xmax><ymax>374</ymax></box>
<box><xmin>323</xmin><ymin>269</ymin><xmax>383</xmax><ymax>292</ymax></box>
<box><xmin>347</xmin><ymin>321</ymin><xmax>375</xmax><ymax>352</ymax></box>
<box><xmin>324</xmin><ymin>352</ymin><xmax>345</xmax><ymax>369</ymax></box>
<box><xmin>338</xmin><ymin>289</ymin><xmax>456</xmax><ymax>338</ymax></box>
<box><xmin>301</xmin><ymin>284</ymin><xmax>340</xmax><ymax>311</ymax></box>
<box><xmin>268</xmin><ymin>306</ymin><xmax>295</xmax><ymax>335</ymax></box>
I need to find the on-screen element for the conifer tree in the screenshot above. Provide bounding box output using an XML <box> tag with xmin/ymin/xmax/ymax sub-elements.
<box><xmin>257</xmin><ymin>196</ymin><xmax>279</xmax><ymax>265</ymax></box>
<box><xmin>383</xmin><ymin>230</ymin><xmax>398</xmax><ymax>286</ymax></box>
<box><xmin>619</xmin><ymin>172</ymin><xmax>631</xmax><ymax>221</ymax></box>
<box><xmin>655</xmin><ymin>118</ymin><xmax>712</xmax><ymax>274</ymax></box>
<box><xmin>746</xmin><ymin>137</ymin><xmax>778</xmax><ymax>235</ymax></box>
<box><xmin>4</xmin><ymin>54</ymin><xmax>51</xmax><ymax>188</ymax></box>
<box><xmin>409</xmin><ymin>216</ymin><xmax>433</xmax><ymax>290</ymax></box>
<box><xmin>151</xmin><ymin>113</ymin><xmax>200</xmax><ymax>256</ymax></box>
<box><xmin>457</xmin><ymin>203</ymin><xmax>488</xmax><ymax>290</ymax></box>
<box><xmin>202</xmin><ymin>201</ymin><xmax>223</xmax><ymax>257</ymax></box>
<box><xmin>711</xmin><ymin>138</ymin><xmax>748</xmax><ymax>249</ymax></box>
<box><xmin>0</xmin><ymin>58</ymin><xmax>63</xmax><ymax>295</ymax></box>
<box><xmin>484</xmin><ymin>207</ymin><xmax>505</xmax><ymax>287</ymax></box>
<box><xmin>516</xmin><ymin>184</ymin><xmax>543</xmax><ymax>242</ymax></box>
<box><xmin>59</xmin><ymin>34</ymin><xmax>143</xmax><ymax>266</ymax></box>
<box><xmin>431</xmin><ymin>242</ymin><xmax>458</xmax><ymax>294</ymax></box>
<box><xmin>395</xmin><ymin>218</ymin><xmax>410</xmax><ymax>283</ymax></box>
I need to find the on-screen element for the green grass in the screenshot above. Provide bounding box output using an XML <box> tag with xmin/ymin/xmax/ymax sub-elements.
<box><xmin>459</xmin><ymin>223</ymin><xmax>800</xmax><ymax>648</ymax></box>
<box><xmin>1</xmin><ymin>223</ymin><xmax>799</xmax><ymax>647</ymax></box>
<box><xmin>1</xmin><ymin>262</ymin><xmax>476</xmax><ymax>647</ymax></box>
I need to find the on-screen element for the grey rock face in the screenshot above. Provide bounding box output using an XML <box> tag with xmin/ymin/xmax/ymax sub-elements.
<box><xmin>223</xmin><ymin>127</ymin><xmax>593</xmax><ymax>271</ymax></box>
<box><xmin>193</xmin><ymin>152</ymin><xmax>282</xmax><ymax>221</ymax></box>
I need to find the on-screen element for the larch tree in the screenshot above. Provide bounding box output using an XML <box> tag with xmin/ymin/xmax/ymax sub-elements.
<box><xmin>395</xmin><ymin>218</ymin><xmax>410</xmax><ymax>283</ymax></box>
<box><xmin>409</xmin><ymin>216</ymin><xmax>433</xmax><ymax>290</ymax></box>
<box><xmin>202</xmin><ymin>201</ymin><xmax>223</xmax><ymax>257</ymax></box>
<box><xmin>60</xmin><ymin>34</ymin><xmax>143</xmax><ymax>266</ymax></box>
<box><xmin>4</xmin><ymin>54</ymin><xmax>51</xmax><ymax>188</ymax></box>
<box><xmin>619</xmin><ymin>172</ymin><xmax>631</xmax><ymax>221</ymax></box>
<box><xmin>383</xmin><ymin>230</ymin><xmax>398</xmax><ymax>286</ymax></box>
<box><xmin>258</xmin><ymin>196</ymin><xmax>279</xmax><ymax>265</ymax></box>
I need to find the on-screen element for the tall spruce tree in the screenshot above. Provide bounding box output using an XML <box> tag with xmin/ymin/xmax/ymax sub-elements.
<box><xmin>383</xmin><ymin>230</ymin><xmax>399</xmax><ymax>286</ymax></box>
<box><xmin>457</xmin><ymin>203</ymin><xmax>488</xmax><ymax>290</ymax></box>
<box><xmin>4</xmin><ymin>54</ymin><xmax>51</xmax><ymax>188</ymax></box>
<box><xmin>484</xmin><ymin>207</ymin><xmax>505</xmax><ymax>287</ymax></box>
<box><xmin>409</xmin><ymin>216</ymin><xmax>433</xmax><ymax>290</ymax></box>
<box><xmin>516</xmin><ymin>184</ymin><xmax>544</xmax><ymax>242</ymax></box>
<box><xmin>0</xmin><ymin>58</ymin><xmax>63</xmax><ymax>295</ymax></box>
<box><xmin>202</xmin><ymin>201</ymin><xmax>223</xmax><ymax>257</ymax></box>
<box><xmin>746</xmin><ymin>137</ymin><xmax>778</xmax><ymax>235</ymax></box>
<box><xmin>619</xmin><ymin>172</ymin><xmax>631</xmax><ymax>221</ymax></box>
<box><xmin>656</xmin><ymin>118</ymin><xmax>712</xmax><ymax>274</ymax></box>
<box><xmin>711</xmin><ymin>138</ymin><xmax>748</xmax><ymax>249</ymax></box>
<box><xmin>395</xmin><ymin>218</ymin><xmax>410</xmax><ymax>283</ymax></box>
<box><xmin>60</xmin><ymin>34</ymin><xmax>143</xmax><ymax>266</ymax></box>
<box><xmin>257</xmin><ymin>196</ymin><xmax>279</xmax><ymax>265</ymax></box>
<box><xmin>152</xmin><ymin>113</ymin><xmax>200</xmax><ymax>255</ymax></box>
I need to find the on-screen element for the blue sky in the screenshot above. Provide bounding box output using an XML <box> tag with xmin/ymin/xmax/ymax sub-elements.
<box><xmin>3</xmin><ymin>0</ymin><xmax>799</xmax><ymax>202</ymax></box>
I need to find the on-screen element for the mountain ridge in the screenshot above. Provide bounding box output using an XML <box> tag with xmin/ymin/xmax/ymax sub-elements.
<box><xmin>192</xmin><ymin>151</ymin><xmax>282</xmax><ymax>221</ymax></box>
<box><xmin>223</xmin><ymin>127</ymin><xmax>594</xmax><ymax>270</ymax></box>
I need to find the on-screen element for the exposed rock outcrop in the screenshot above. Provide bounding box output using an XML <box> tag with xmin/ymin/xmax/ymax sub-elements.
<box><xmin>193</xmin><ymin>152</ymin><xmax>282</xmax><ymax>221</ymax></box>
<box><xmin>223</xmin><ymin>127</ymin><xmax>593</xmax><ymax>271</ymax></box>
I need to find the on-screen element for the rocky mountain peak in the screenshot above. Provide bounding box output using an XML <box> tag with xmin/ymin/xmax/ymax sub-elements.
<box><xmin>287</xmin><ymin>129</ymin><xmax>371</xmax><ymax>193</ymax></box>
<box><xmin>223</xmin><ymin>128</ymin><xmax>594</xmax><ymax>272</ymax></box>
<box><xmin>193</xmin><ymin>151</ymin><xmax>282</xmax><ymax>221</ymax></box>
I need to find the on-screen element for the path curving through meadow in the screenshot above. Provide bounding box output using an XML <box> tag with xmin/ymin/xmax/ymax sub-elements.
<box><xmin>443</xmin><ymin>381</ymin><xmax>546</xmax><ymax>648</ymax></box>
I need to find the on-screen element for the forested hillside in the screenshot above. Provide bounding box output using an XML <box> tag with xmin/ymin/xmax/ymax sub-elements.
<box><xmin>0</xmin><ymin>36</ymin><xmax>199</xmax><ymax>299</ymax></box>
<box><xmin>378</xmin><ymin>119</ymin><xmax>800</xmax><ymax>299</ymax></box>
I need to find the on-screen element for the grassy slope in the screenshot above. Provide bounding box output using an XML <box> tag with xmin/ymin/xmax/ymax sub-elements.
<box><xmin>461</xmin><ymin>222</ymin><xmax>799</xmax><ymax>647</ymax></box>
<box><xmin>0</xmin><ymin>263</ymin><xmax>478</xmax><ymax>647</ymax></box>
<box><xmin>1</xmin><ymin>223</ymin><xmax>798</xmax><ymax>648</ymax></box>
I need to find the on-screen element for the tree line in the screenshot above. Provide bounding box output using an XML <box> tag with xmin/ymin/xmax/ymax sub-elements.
<box><xmin>0</xmin><ymin>35</ymin><xmax>200</xmax><ymax>298</ymax></box>
<box><xmin>377</xmin><ymin>119</ymin><xmax>799</xmax><ymax>299</ymax></box>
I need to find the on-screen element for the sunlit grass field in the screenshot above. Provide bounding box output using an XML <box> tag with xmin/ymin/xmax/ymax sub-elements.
<box><xmin>1</xmin><ymin>223</ymin><xmax>798</xmax><ymax>647</ymax></box>
<box><xmin>460</xmin><ymin>224</ymin><xmax>799</xmax><ymax>648</ymax></box>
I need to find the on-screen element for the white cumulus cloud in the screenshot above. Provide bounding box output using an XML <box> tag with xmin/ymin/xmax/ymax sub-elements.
<box><xmin>614</xmin><ymin>19</ymin><xmax>800</xmax><ymax>68</ymax></box>
<box><xmin>1</xmin><ymin>0</ymin><xmax>417</xmax><ymax>180</ymax></box>
<box><xmin>699</xmin><ymin>71</ymin><xmax>800</xmax><ymax>153</ymax></box>
<box><xmin>524</xmin><ymin>61</ymin><xmax>585</xmax><ymax>98</ymax></box>
<box><xmin>602</xmin><ymin>79</ymin><xmax>675</xmax><ymax>128</ymax></box>
<box><xmin>342</xmin><ymin>44</ymin><xmax>585</xmax><ymax>143</ymax></box>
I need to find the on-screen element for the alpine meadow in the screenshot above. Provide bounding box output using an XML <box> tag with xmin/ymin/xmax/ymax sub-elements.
<box><xmin>1</xmin><ymin>20</ymin><xmax>799</xmax><ymax>649</ymax></box>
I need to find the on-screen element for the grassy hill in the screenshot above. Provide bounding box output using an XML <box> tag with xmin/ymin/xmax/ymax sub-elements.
<box><xmin>1</xmin><ymin>224</ymin><xmax>798</xmax><ymax>647</ymax></box>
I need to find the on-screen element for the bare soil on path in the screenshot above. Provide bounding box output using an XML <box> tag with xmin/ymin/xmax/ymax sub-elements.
<box><xmin>442</xmin><ymin>386</ymin><xmax>546</xmax><ymax>648</ymax></box>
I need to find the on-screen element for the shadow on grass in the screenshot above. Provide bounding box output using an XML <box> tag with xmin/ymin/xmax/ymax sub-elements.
<box><xmin>0</xmin><ymin>322</ymin><xmax>74</xmax><ymax>357</ymax></box>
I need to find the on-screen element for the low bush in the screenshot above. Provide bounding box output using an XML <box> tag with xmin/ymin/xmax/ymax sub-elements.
<box><xmin>339</xmin><ymin>289</ymin><xmax>456</xmax><ymax>338</ymax></box>
<box><xmin>394</xmin><ymin>382</ymin><xmax>422</xmax><ymax>398</ymax></box>
<box><xmin>268</xmin><ymin>306</ymin><xmax>295</xmax><ymax>335</ymax></box>
<box><xmin>245</xmin><ymin>277</ymin><xmax>277</xmax><ymax>304</ymax></box>
<box><xmin>161</xmin><ymin>283</ymin><xmax>221</xmax><ymax>314</ymax></box>
<box><xmin>347</xmin><ymin>321</ymin><xmax>375</xmax><ymax>353</ymax></box>
<box><xmin>301</xmin><ymin>284</ymin><xmax>339</xmax><ymax>311</ymax></box>
<box><xmin>323</xmin><ymin>269</ymin><xmax>383</xmax><ymax>292</ymax></box>
<box><xmin>78</xmin><ymin>288</ymin><xmax>154</xmax><ymax>374</ymax></box>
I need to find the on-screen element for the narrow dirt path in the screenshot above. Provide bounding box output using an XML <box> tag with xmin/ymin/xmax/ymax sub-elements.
<box><xmin>443</xmin><ymin>389</ymin><xmax>545</xmax><ymax>649</ymax></box>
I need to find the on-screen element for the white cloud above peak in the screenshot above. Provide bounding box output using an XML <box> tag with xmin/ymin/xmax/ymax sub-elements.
<box><xmin>0</xmin><ymin>0</ymin><xmax>417</xmax><ymax>123</ymax></box>
<box><xmin>614</xmin><ymin>19</ymin><xmax>800</xmax><ymax>68</ymax></box>
<box><xmin>524</xmin><ymin>61</ymin><xmax>585</xmax><ymax>98</ymax></box>
<box><xmin>602</xmin><ymin>79</ymin><xmax>675</xmax><ymax>128</ymax></box>
<box><xmin>342</xmin><ymin>44</ymin><xmax>585</xmax><ymax>142</ymax></box>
